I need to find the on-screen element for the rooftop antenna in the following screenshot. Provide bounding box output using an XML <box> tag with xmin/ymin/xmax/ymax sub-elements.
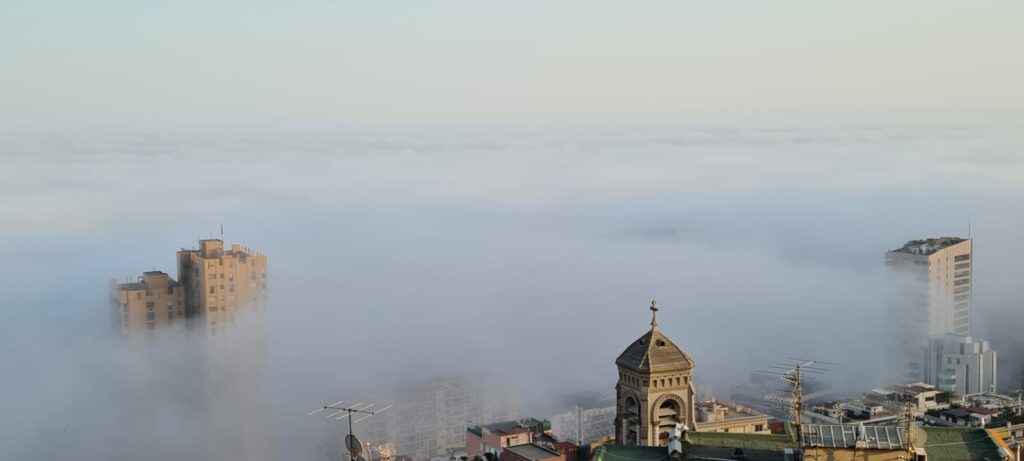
<box><xmin>220</xmin><ymin>222</ymin><xmax>224</xmax><ymax>241</ymax></box>
<box><xmin>308</xmin><ymin>400</ymin><xmax>392</xmax><ymax>461</ymax></box>
<box><xmin>900</xmin><ymin>401</ymin><xmax>916</xmax><ymax>458</ymax></box>
<box><xmin>755</xmin><ymin>357</ymin><xmax>837</xmax><ymax>453</ymax></box>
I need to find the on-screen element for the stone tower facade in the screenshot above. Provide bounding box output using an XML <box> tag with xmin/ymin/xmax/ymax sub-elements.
<box><xmin>614</xmin><ymin>300</ymin><xmax>696</xmax><ymax>446</ymax></box>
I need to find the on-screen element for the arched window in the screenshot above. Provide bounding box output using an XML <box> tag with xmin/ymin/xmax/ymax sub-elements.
<box><xmin>655</xmin><ymin>399</ymin><xmax>683</xmax><ymax>447</ymax></box>
<box><xmin>623</xmin><ymin>396</ymin><xmax>640</xmax><ymax>445</ymax></box>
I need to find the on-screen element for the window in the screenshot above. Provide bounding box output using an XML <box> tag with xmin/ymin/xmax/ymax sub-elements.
<box><xmin>146</xmin><ymin>302</ymin><xmax>154</xmax><ymax>308</ymax></box>
<box><xmin>955</xmin><ymin>262</ymin><xmax>970</xmax><ymax>270</ymax></box>
<box><xmin>136</xmin><ymin>293</ymin><xmax>142</xmax><ymax>300</ymax></box>
<box><xmin>754</xmin><ymin>425</ymin><xmax>764</xmax><ymax>432</ymax></box>
<box><xmin>209</xmin><ymin>286</ymin><xmax>215</xmax><ymax>294</ymax></box>
<box><xmin>955</xmin><ymin>254</ymin><xmax>971</xmax><ymax>262</ymax></box>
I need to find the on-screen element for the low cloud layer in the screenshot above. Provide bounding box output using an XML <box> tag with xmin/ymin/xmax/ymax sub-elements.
<box><xmin>2</xmin><ymin>123</ymin><xmax>1023</xmax><ymax>459</ymax></box>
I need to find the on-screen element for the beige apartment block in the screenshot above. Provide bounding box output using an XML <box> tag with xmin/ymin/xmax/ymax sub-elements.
<box><xmin>177</xmin><ymin>239</ymin><xmax>268</xmax><ymax>336</ymax></box>
<box><xmin>109</xmin><ymin>271</ymin><xmax>186</xmax><ymax>334</ymax></box>
<box><xmin>693</xmin><ymin>398</ymin><xmax>771</xmax><ymax>435</ymax></box>
<box><xmin>886</xmin><ymin>237</ymin><xmax>972</xmax><ymax>383</ymax></box>
<box><xmin>886</xmin><ymin>237</ymin><xmax>972</xmax><ymax>337</ymax></box>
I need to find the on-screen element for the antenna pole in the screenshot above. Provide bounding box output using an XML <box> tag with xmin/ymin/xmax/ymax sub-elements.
<box><xmin>321</xmin><ymin>404</ymin><xmax>378</xmax><ymax>460</ymax></box>
<box><xmin>903</xmin><ymin>401</ymin><xmax>915</xmax><ymax>459</ymax></box>
<box><xmin>794</xmin><ymin>363</ymin><xmax>803</xmax><ymax>437</ymax></box>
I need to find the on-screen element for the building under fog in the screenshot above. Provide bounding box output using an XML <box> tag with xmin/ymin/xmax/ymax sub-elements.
<box><xmin>549</xmin><ymin>405</ymin><xmax>616</xmax><ymax>445</ymax></box>
<box><xmin>110</xmin><ymin>270</ymin><xmax>186</xmax><ymax>332</ymax></box>
<box><xmin>924</xmin><ymin>334</ymin><xmax>997</xmax><ymax>395</ymax></box>
<box><xmin>360</xmin><ymin>375</ymin><xmax>520</xmax><ymax>461</ymax></box>
<box><xmin>885</xmin><ymin>237</ymin><xmax>997</xmax><ymax>390</ymax></box>
<box><xmin>109</xmin><ymin>238</ymin><xmax>268</xmax><ymax>336</ymax></box>
<box><xmin>886</xmin><ymin>237</ymin><xmax>973</xmax><ymax>338</ymax></box>
<box><xmin>177</xmin><ymin>238</ymin><xmax>268</xmax><ymax>335</ymax></box>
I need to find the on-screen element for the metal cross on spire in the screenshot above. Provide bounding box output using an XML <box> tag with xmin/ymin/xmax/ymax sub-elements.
<box><xmin>650</xmin><ymin>299</ymin><xmax>658</xmax><ymax>329</ymax></box>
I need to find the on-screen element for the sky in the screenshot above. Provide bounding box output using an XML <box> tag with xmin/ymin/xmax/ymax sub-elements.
<box><xmin>2</xmin><ymin>2</ymin><xmax>1024</xmax><ymax>460</ymax></box>
<box><xmin>2</xmin><ymin>1</ymin><xmax>1023</xmax><ymax>126</ymax></box>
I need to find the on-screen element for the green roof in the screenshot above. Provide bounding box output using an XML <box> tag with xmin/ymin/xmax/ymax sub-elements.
<box><xmin>684</xmin><ymin>431</ymin><xmax>797</xmax><ymax>451</ymax></box>
<box><xmin>920</xmin><ymin>427</ymin><xmax>1007</xmax><ymax>461</ymax></box>
<box><xmin>593</xmin><ymin>428</ymin><xmax>798</xmax><ymax>461</ymax></box>
<box><xmin>592</xmin><ymin>445</ymin><xmax>669</xmax><ymax>461</ymax></box>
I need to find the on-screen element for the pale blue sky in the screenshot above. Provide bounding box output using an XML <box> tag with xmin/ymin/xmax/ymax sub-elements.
<box><xmin>2</xmin><ymin>1</ymin><xmax>1022</xmax><ymax>125</ymax></box>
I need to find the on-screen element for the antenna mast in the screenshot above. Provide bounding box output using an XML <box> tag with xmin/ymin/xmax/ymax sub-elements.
<box><xmin>308</xmin><ymin>400</ymin><xmax>393</xmax><ymax>461</ymax></box>
<box><xmin>755</xmin><ymin>357</ymin><xmax>838</xmax><ymax>454</ymax></box>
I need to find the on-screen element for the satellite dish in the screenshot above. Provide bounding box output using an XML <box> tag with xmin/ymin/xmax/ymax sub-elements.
<box><xmin>346</xmin><ymin>434</ymin><xmax>364</xmax><ymax>457</ymax></box>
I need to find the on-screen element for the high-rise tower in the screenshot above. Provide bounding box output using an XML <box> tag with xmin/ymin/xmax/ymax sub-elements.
<box><xmin>886</xmin><ymin>237</ymin><xmax>973</xmax><ymax>384</ymax></box>
<box><xmin>177</xmin><ymin>239</ymin><xmax>268</xmax><ymax>335</ymax></box>
<box><xmin>886</xmin><ymin>237</ymin><xmax>972</xmax><ymax>336</ymax></box>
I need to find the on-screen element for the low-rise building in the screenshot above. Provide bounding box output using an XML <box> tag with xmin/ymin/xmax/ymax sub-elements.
<box><xmin>549</xmin><ymin>405</ymin><xmax>616</xmax><ymax>445</ymax></box>
<box><xmin>694</xmin><ymin>398</ymin><xmax>771</xmax><ymax>434</ymax></box>
<box><xmin>502</xmin><ymin>444</ymin><xmax>564</xmax><ymax>461</ymax></box>
<box><xmin>466</xmin><ymin>419</ymin><xmax>544</xmax><ymax>458</ymax></box>
<box><xmin>592</xmin><ymin>424</ymin><xmax>1012</xmax><ymax>461</ymax></box>
<box><xmin>924</xmin><ymin>335</ymin><xmax>998</xmax><ymax>395</ymax></box>
<box><xmin>801</xmin><ymin>424</ymin><xmax>909</xmax><ymax>461</ymax></box>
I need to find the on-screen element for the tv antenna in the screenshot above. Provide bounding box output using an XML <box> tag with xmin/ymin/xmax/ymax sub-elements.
<box><xmin>308</xmin><ymin>400</ymin><xmax>393</xmax><ymax>461</ymax></box>
<box><xmin>754</xmin><ymin>358</ymin><xmax>838</xmax><ymax>448</ymax></box>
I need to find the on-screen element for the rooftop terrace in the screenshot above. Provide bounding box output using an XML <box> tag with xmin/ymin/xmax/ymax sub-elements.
<box><xmin>889</xmin><ymin>237</ymin><xmax>967</xmax><ymax>256</ymax></box>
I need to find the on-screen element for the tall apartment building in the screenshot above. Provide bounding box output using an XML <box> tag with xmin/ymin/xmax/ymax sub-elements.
<box><xmin>110</xmin><ymin>271</ymin><xmax>186</xmax><ymax>333</ymax></box>
<box><xmin>885</xmin><ymin>237</ymin><xmax>973</xmax><ymax>337</ymax></box>
<box><xmin>177</xmin><ymin>239</ymin><xmax>268</xmax><ymax>336</ymax></box>
<box><xmin>109</xmin><ymin>238</ymin><xmax>267</xmax><ymax>335</ymax></box>
<box><xmin>884</xmin><ymin>237</ymin><xmax>996</xmax><ymax>391</ymax></box>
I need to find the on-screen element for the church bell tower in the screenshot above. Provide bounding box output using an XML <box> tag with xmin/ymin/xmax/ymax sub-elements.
<box><xmin>614</xmin><ymin>300</ymin><xmax>696</xmax><ymax>446</ymax></box>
